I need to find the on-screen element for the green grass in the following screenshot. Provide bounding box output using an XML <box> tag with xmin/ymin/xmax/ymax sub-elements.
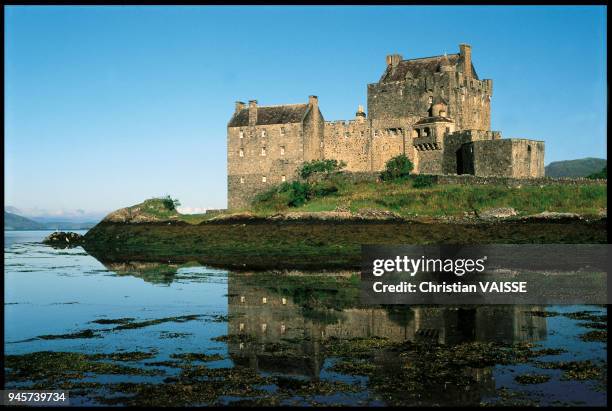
<box><xmin>249</xmin><ymin>179</ymin><xmax>607</xmax><ymax>218</ymax></box>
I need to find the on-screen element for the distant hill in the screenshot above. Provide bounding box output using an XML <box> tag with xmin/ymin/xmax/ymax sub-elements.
<box><xmin>4</xmin><ymin>211</ymin><xmax>97</xmax><ymax>231</ymax></box>
<box><xmin>545</xmin><ymin>158</ymin><xmax>607</xmax><ymax>178</ymax></box>
<box><xmin>5</xmin><ymin>211</ymin><xmax>44</xmax><ymax>230</ymax></box>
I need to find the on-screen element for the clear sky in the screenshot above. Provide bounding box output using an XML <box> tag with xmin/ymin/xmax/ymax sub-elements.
<box><xmin>4</xmin><ymin>5</ymin><xmax>607</xmax><ymax>218</ymax></box>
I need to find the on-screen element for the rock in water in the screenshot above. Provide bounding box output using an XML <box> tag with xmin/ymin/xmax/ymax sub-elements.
<box><xmin>42</xmin><ymin>231</ymin><xmax>84</xmax><ymax>248</ymax></box>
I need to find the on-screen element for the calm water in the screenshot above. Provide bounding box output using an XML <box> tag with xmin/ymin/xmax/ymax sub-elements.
<box><xmin>4</xmin><ymin>230</ymin><xmax>608</xmax><ymax>406</ymax></box>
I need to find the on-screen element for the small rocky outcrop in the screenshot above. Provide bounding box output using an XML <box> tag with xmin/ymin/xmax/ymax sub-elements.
<box><xmin>102</xmin><ymin>198</ymin><xmax>180</xmax><ymax>223</ymax></box>
<box><xmin>43</xmin><ymin>231</ymin><xmax>84</xmax><ymax>248</ymax></box>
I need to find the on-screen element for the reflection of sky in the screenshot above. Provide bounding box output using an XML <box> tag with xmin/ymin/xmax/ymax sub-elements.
<box><xmin>4</xmin><ymin>230</ymin><xmax>229</xmax><ymax>358</ymax></box>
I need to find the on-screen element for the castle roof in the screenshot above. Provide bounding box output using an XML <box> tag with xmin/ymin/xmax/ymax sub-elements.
<box><xmin>228</xmin><ymin>104</ymin><xmax>310</xmax><ymax>127</ymax></box>
<box><xmin>380</xmin><ymin>54</ymin><xmax>479</xmax><ymax>82</ymax></box>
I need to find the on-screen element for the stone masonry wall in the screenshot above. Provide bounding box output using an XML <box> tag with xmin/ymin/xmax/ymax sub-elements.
<box><xmin>227</xmin><ymin>122</ymin><xmax>305</xmax><ymax>209</ymax></box>
<box><xmin>323</xmin><ymin>120</ymin><xmax>371</xmax><ymax>171</ymax></box>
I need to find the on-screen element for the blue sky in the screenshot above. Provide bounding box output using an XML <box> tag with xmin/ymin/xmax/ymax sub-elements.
<box><xmin>4</xmin><ymin>5</ymin><xmax>607</xmax><ymax>217</ymax></box>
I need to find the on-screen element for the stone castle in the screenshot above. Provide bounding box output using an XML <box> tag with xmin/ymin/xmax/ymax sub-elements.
<box><xmin>227</xmin><ymin>44</ymin><xmax>545</xmax><ymax>208</ymax></box>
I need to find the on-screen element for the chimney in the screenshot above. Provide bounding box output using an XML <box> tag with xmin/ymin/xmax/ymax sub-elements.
<box><xmin>235</xmin><ymin>101</ymin><xmax>245</xmax><ymax>113</ymax></box>
<box><xmin>459</xmin><ymin>44</ymin><xmax>472</xmax><ymax>78</ymax></box>
<box><xmin>386</xmin><ymin>54</ymin><xmax>402</xmax><ymax>68</ymax></box>
<box><xmin>308</xmin><ymin>95</ymin><xmax>318</xmax><ymax>108</ymax></box>
<box><xmin>355</xmin><ymin>104</ymin><xmax>366</xmax><ymax>121</ymax></box>
<box><xmin>248</xmin><ymin>100</ymin><xmax>257</xmax><ymax>126</ymax></box>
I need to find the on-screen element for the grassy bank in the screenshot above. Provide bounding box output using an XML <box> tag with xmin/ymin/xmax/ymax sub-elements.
<box><xmin>249</xmin><ymin>178</ymin><xmax>607</xmax><ymax>218</ymax></box>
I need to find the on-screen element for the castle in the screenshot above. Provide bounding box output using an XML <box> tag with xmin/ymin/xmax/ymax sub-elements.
<box><xmin>227</xmin><ymin>44</ymin><xmax>545</xmax><ymax>209</ymax></box>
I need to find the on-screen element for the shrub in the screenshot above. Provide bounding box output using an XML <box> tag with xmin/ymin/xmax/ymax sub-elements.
<box><xmin>284</xmin><ymin>181</ymin><xmax>311</xmax><ymax>207</ymax></box>
<box><xmin>299</xmin><ymin>159</ymin><xmax>347</xmax><ymax>179</ymax></box>
<box><xmin>160</xmin><ymin>195</ymin><xmax>181</xmax><ymax>211</ymax></box>
<box><xmin>380</xmin><ymin>154</ymin><xmax>414</xmax><ymax>181</ymax></box>
<box><xmin>411</xmin><ymin>175</ymin><xmax>437</xmax><ymax>189</ymax></box>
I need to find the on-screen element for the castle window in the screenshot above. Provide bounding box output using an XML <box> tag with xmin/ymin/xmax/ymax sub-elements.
<box><xmin>261</xmin><ymin>130</ymin><xmax>267</xmax><ymax>137</ymax></box>
<box><xmin>280</xmin><ymin>146</ymin><xmax>285</xmax><ymax>155</ymax></box>
<box><xmin>239</xmin><ymin>149</ymin><xmax>244</xmax><ymax>157</ymax></box>
<box><xmin>281</xmin><ymin>175</ymin><xmax>286</xmax><ymax>182</ymax></box>
<box><xmin>445</xmin><ymin>127</ymin><xmax>450</xmax><ymax>134</ymax></box>
<box><xmin>239</xmin><ymin>131</ymin><xmax>244</xmax><ymax>139</ymax></box>
<box><xmin>262</xmin><ymin>176</ymin><xmax>267</xmax><ymax>183</ymax></box>
<box><xmin>240</xmin><ymin>177</ymin><xmax>244</xmax><ymax>184</ymax></box>
<box><xmin>428</xmin><ymin>96</ymin><xmax>433</xmax><ymax>104</ymax></box>
<box><xmin>424</xmin><ymin>128</ymin><xmax>430</xmax><ymax>137</ymax></box>
<box><xmin>374</xmin><ymin>130</ymin><xmax>378</xmax><ymax>137</ymax></box>
<box><xmin>345</xmin><ymin>132</ymin><xmax>350</xmax><ymax>138</ymax></box>
<box><xmin>280</xmin><ymin>127</ymin><xmax>285</xmax><ymax>136</ymax></box>
<box><xmin>360</xmin><ymin>131</ymin><xmax>364</xmax><ymax>137</ymax></box>
<box><xmin>261</xmin><ymin>147</ymin><xmax>266</xmax><ymax>156</ymax></box>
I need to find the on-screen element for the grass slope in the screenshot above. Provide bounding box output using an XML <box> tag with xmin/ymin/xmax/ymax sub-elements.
<box><xmin>250</xmin><ymin>179</ymin><xmax>607</xmax><ymax>218</ymax></box>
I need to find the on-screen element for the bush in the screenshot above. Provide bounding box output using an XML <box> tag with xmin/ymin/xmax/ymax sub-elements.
<box><xmin>160</xmin><ymin>195</ymin><xmax>181</xmax><ymax>211</ymax></box>
<box><xmin>283</xmin><ymin>181</ymin><xmax>311</xmax><ymax>207</ymax></box>
<box><xmin>411</xmin><ymin>175</ymin><xmax>437</xmax><ymax>189</ymax></box>
<box><xmin>299</xmin><ymin>159</ymin><xmax>346</xmax><ymax>179</ymax></box>
<box><xmin>380</xmin><ymin>154</ymin><xmax>414</xmax><ymax>181</ymax></box>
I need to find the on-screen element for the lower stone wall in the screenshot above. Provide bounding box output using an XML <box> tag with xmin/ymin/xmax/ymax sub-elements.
<box><xmin>310</xmin><ymin>171</ymin><xmax>606</xmax><ymax>187</ymax></box>
<box><xmin>432</xmin><ymin>174</ymin><xmax>607</xmax><ymax>186</ymax></box>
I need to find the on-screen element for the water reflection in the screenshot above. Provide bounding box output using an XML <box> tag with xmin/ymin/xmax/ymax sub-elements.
<box><xmin>225</xmin><ymin>272</ymin><xmax>547</xmax><ymax>378</ymax></box>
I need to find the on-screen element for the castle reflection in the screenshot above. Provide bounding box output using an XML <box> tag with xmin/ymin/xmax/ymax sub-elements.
<box><xmin>226</xmin><ymin>271</ymin><xmax>547</xmax><ymax>385</ymax></box>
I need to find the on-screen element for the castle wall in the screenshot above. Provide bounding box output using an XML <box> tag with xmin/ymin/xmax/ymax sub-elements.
<box><xmin>303</xmin><ymin>101</ymin><xmax>325</xmax><ymax>162</ymax></box>
<box><xmin>371</xmin><ymin>128</ymin><xmax>407</xmax><ymax>171</ymax></box>
<box><xmin>443</xmin><ymin>130</ymin><xmax>502</xmax><ymax>174</ymax></box>
<box><xmin>415</xmin><ymin>148</ymin><xmax>443</xmax><ymax>174</ymax></box>
<box><xmin>465</xmin><ymin>138</ymin><xmax>545</xmax><ymax>178</ymax></box>
<box><xmin>227</xmin><ymin>122</ymin><xmax>305</xmax><ymax>209</ymax></box>
<box><xmin>367</xmin><ymin>71</ymin><xmax>492</xmax><ymax>132</ymax></box>
<box><xmin>510</xmin><ymin>139</ymin><xmax>545</xmax><ymax>178</ymax></box>
<box><xmin>323</xmin><ymin>120</ymin><xmax>371</xmax><ymax>171</ymax></box>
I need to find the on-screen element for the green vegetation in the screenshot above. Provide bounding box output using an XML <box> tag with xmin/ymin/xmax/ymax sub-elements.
<box><xmin>545</xmin><ymin>157</ymin><xmax>607</xmax><ymax>178</ymax></box>
<box><xmin>587</xmin><ymin>165</ymin><xmax>607</xmax><ymax>179</ymax></box>
<box><xmin>251</xmin><ymin>179</ymin><xmax>606</xmax><ymax>218</ymax></box>
<box><xmin>298</xmin><ymin>159</ymin><xmax>346</xmax><ymax>179</ymax></box>
<box><xmin>253</xmin><ymin>174</ymin><xmax>346</xmax><ymax>209</ymax></box>
<box><xmin>379</xmin><ymin>154</ymin><xmax>414</xmax><ymax>181</ymax></box>
<box><xmin>411</xmin><ymin>174</ymin><xmax>436</xmax><ymax>188</ymax></box>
